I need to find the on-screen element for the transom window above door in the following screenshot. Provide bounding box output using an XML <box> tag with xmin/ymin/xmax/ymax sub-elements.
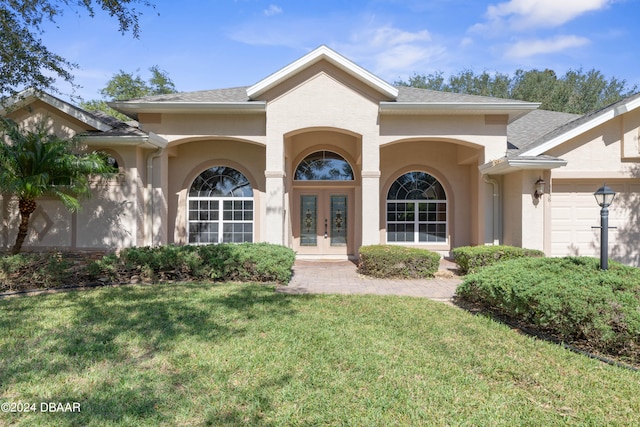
<box><xmin>294</xmin><ymin>151</ymin><xmax>354</xmax><ymax>181</ymax></box>
<box><xmin>386</xmin><ymin>171</ymin><xmax>448</xmax><ymax>244</ymax></box>
<box><xmin>188</xmin><ymin>166</ymin><xmax>253</xmax><ymax>244</ymax></box>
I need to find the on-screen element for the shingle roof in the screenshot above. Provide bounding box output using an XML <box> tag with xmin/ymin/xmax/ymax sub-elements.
<box><xmin>508</xmin><ymin>92</ymin><xmax>640</xmax><ymax>157</ymax></box>
<box><xmin>123</xmin><ymin>87</ymin><xmax>251</xmax><ymax>103</ymax></box>
<box><xmin>395</xmin><ymin>86</ymin><xmax>533</xmax><ymax>104</ymax></box>
<box><xmin>123</xmin><ymin>85</ymin><xmax>534</xmax><ymax>106</ymax></box>
<box><xmin>82</xmin><ymin>110</ymin><xmax>147</xmax><ymax>137</ymax></box>
<box><xmin>507</xmin><ymin>109</ymin><xmax>580</xmax><ymax>151</ymax></box>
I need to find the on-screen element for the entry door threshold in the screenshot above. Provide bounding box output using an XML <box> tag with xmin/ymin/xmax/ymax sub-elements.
<box><xmin>295</xmin><ymin>254</ymin><xmax>357</xmax><ymax>262</ymax></box>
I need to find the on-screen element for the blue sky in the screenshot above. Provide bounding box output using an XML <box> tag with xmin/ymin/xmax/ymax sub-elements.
<box><xmin>43</xmin><ymin>0</ymin><xmax>640</xmax><ymax>102</ymax></box>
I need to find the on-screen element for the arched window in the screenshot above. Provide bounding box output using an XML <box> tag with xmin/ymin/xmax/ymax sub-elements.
<box><xmin>294</xmin><ymin>151</ymin><xmax>354</xmax><ymax>181</ymax></box>
<box><xmin>188</xmin><ymin>166</ymin><xmax>253</xmax><ymax>244</ymax></box>
<box><xmin>386</xmin><ymin>172</ymin><xmax>447</xmax><ymax>243</ymax></box>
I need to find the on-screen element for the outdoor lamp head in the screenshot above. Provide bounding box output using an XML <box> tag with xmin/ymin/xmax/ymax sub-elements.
<box><xmin>534</xmin><ymin>177</ymin><xmax>545</xmax><ymax>199</ymax></box>
<box><xmin>594</xmin><ymin>184</ymin><xmax>616</xmax><ymax>207</ymax></box>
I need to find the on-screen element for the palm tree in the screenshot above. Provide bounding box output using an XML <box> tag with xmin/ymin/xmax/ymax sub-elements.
<box><xmin>0</xmin><ymin>118</ymin><xmax>116</xmax><ymax>254</ymax></box>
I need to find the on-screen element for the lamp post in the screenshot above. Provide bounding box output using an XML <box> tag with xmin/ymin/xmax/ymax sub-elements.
<box><xmin>593</xmin><ymin>184</ymin><xmax>616</xmax><ymax>270</ymax></box>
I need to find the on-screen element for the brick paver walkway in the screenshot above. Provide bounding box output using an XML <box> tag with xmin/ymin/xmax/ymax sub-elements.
<box><xmin>276</xmin><ymin>259</ymin><xmax>462</xmax><ymax>302</ymax></box>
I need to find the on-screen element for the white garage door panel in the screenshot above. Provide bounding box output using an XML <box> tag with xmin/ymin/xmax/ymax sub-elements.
<box><xmin>576</xmin><ymin>207</ymin><xmax>597</xmax><ymax>220</ymax></box>
<box><xmin>553</xmin><ymin>207</ymin><xmax>571</xmax><ymax>220</ymax></box>
<box><xmin>551</xmin><ymin>179</ymin><xmax>638</xmax><ymax>265</ymax></box>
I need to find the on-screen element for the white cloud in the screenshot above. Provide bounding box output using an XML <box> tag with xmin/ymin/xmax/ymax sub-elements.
<box><xmin>459</xmin><ymin>37</ymin><xmax>474</xmax><ymax>48</ymax></box>
<box><xmin>485</xmin><ymin>0</ymin><xmax>614</xmax><ymax>30</ymax></box>
<box><xmin>368</xmin><ymin>26</ymin><xmax>432</xmax><ymax>47</ymax></box>
<box><xmin>337</xmin><ymin>25</ymin><xmax>445</xmax><ymax>78</ymax></box>
<box><xmin>504</xmin><ymin>35</ymin><xmax>590</xmax><ymax>59</ymax></box>
<box><xmin>226</xmin><ymin>14</ymin><xmax>447</xmax><ymax>81</ymax></box>
<box><xmin>264</xmin><ymin>4</ymin><xmax>282</xmax><ymax>17</ymax></box>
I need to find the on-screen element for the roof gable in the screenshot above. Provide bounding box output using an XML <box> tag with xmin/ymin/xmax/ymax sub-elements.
<box><xmin>520</xmin><ymin>92</ymin><xmax>640</xmax><ymax>157</ymax></box>
<box><xmin>246</xmin><ymin>45</ymin><xmax>398</xmax><ymax>100</ymax></box>
<box><xmin>1</xmin><ymin>88</ymin><xmax>113</xmax><ymax>132</ymax></box>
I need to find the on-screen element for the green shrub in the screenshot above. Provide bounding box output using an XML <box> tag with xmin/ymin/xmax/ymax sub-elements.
<box><xmin>358</xmin><ymin>245</ymin><xmax>441</xmax><ymax>279</ymax></box>
<box><xmin>1</xmin><ymin>245</ymin><xmax>293</xmax><ymax>292</ymax></box>
<box><xmin>452</xmin><ymin>245</ymin><xmax>545</xmax><ymax>275</ymax></box>
<box><xmin>457</xmin><ymin>256</ymin><xmax>640</xmax><ymax>360</ymax></box>
<box><xmin>116</xmin><ymin>245</ymin><xmax>201</xmax><ymax>281</ymax></box>
<box><xmin>87</xmin><ymin>243</ymin><xmax>296</xmax><ymax>285</ymax></box>
<box><xmin>219</xmin><ymin>242</ymin><xmax>296</xmax><ymax>283</ymax></box>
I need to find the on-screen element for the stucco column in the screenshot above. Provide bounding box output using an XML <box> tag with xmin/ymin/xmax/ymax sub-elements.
<box><xmin>361</xmin><ymin>138</ymin><xmax>380</xmax><ymax>247</ymax></box>
<box><xmin>521</xmin><ymin>169</ymin><xmax>545</xmax><ymax>251</ymax></box>
<box><xmin>146</xmin><ymin>149</ymin><xmax>168</xmax><ymax>246</ymax></box>
<box><xmin>361</xmin><ymin>171</ymin><xmax>381</xmax><ymax>246</ymax></box>
<box><xmin>265</xmin><ymin>136</ymin><xmax>285</xmax><ymax>245</ymax></box>
<box><xmin>264</xmin><ymin>171</ymin><xmax>285</xmax><ymax>245</ymax></box>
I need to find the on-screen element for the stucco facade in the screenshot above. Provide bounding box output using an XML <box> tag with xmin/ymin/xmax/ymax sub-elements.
<box><xmin>2</xmin><ymin>46</ymin><xmax>639</xmax><ymax>265</ymax></box>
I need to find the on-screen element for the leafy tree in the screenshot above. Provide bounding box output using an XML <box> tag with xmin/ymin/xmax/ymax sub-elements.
<box><xmin>403</xmin><ymin>71</ymin><xmax>447</xmax><ymax>91</ymax></box>
<box><xmin>0</xmin><ymin>0</ymin><xmax>155</xmax><ymax>101</ymax></box>
<box><xmin>396</xmin><ymin>68</ymin><xmax>638</xmax><ymax>114</ymax></box>
<box><xmin>81</xmin><ymin>66</ymin><xmax>176</xmax><ymax>119</ymax></box>
<box><xmin>0</xmin><ymin>118</ymin><xmax>116</xmax><ymax>254</ymax></box>
<box><xmin>510</xmin><ymin>69</ymin><xmax>564</xmax><ymax>111</ymax></box>
<box><xmin>450</xmin><ymin>70</ymin><xmax>511</xmax><ymax>98</ymax></box>
<box><xmin>147</xmin><ymin>65</ymin><xmax>176</xmax><ymax>96</ymax></box>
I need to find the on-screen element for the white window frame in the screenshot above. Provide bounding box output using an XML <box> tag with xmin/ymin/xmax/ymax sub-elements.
<box><xmin>386</xmin><ymin>200</ymin><xmax>448</xmax><ymax>244</ymax></box>
<box><xmin>187</xmin><ymin>165</ymin><xmax>255</xmax><ymax>245</ymax></box>
<box><xmin>188</xmin><ymin>196</ymin><xmax>254</xmax><ymax>244</ymax></box>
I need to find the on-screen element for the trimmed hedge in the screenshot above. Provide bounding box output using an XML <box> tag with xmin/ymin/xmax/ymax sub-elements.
<box><xmin>457</xmin><ymin>256</ymin><xmax>640</xmax><ymax>361</ymax></box>
<box><xmin>452</xmin><ymin>245</ymin><xmax>545</xmax><ymax>275</ymax></box>
<box><xmin>358</xmin><ymin>245</ymin><xmax>441</xmax><ymax>279</ymax></box>
<box><xmin>92</xmin><ymin>243</ymin><xmax>296</xmax><ymax>284</ymax></box>
<box><xmin>1</xmin><ymin>243</ymin><xmax>296</xmax><ymax>292</ymax></box>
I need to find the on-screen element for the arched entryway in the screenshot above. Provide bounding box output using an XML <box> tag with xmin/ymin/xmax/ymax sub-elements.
<box><xmin>291</xmin><ymin>150</ymin><xmax>356</xmax><ymax>257</ymax></box>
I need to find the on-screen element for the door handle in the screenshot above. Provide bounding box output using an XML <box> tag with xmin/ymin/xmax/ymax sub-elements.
<box><xmin>324</xmin><ymin>218</ymin><xmax>328</xmax><ymax>238</ymax></box>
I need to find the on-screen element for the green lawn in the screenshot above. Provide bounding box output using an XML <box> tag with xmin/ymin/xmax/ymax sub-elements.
<box><xmin>1</xmin><ymin>283</ymin><xmax>639</xmax><ymax>426</ymax></box>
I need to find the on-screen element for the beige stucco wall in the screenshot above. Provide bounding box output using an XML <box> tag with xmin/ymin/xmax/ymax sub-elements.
<box><xmin>502</xmin><ymin>170</ymin><xmax>547</xmax><ymax>251</ymax></box>
<box><xmin>528</xmin><ymin>110</ymin><xmax>640</xmax><ymax>263</ymax></box>
<box><xmin>260</xmin><ymin>67</ymin><xmax>383</xmax><ymax>248</ymax></box>
<box><xmin>166</xmin><ymin>139</ymin><xmax>266</xmax><ymax>245</ymax></box>
<box><xmin>379</xmin><ymin>115</ymin><xmax>509</xmax><ymax>247</ymax></box>
<box><xmin>139</xmin><ymin>113</ymin><xmax>267</xmax><ymax>145</ymax></box>
<box><xmin>1</xmin><ymin>147</ymin><xmax>142</xmax><ymax>251</ymax></box>
<box><xmin>75</xmin><ymin>146</ymin><xmax>141</xmax><ymax>248</ymax></box>
<box><xmin>1</xmin><ymin>102</ymin><xmax>143</xmax><ymax>251</ymax></box>
<box><xmin>255</xmin><ymin>66</ymin><xmax>511</xmax><ymax>253</ymax></box>
<box><xmin>548</xmin><ymin>115</ymin><xmax>640</xmax><ymax>176</ymax></box>
<box><xmin>378</xmin><ymin>114</ymin><xmax>508</xmax><ymax>158</ymax></box>
<box><xmin>379</xmin><ymin>140</ymin><xmax>476</xmax><ymax>250</ymax></box>
<box><xmin>3</xmin><ymin>58</ymin><xmax>529</xmax><ymax>256</ymax></box>
<box><xmin>7</xmin><ymin>100</ymin><xmax>92</xmax><ymax>140</ymax></box>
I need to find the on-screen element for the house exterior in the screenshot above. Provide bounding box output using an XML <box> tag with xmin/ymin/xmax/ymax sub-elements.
<box><xmin>2</xmin><ymin>46</ymin><xmax>639</xmax><ymax>265</ymax></box>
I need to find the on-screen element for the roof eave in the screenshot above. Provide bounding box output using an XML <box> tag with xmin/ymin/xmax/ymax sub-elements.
<box><xmin>80</xmin><ymin>132</ymin><xmax>168</xmax><ymax>149</ymax></box>
<box><xmin>479</xmin><ymin>157</ymin><xmax>568</xmax><ymax>175</ymax></box>
<box><xmin>108</xmin><ymin>101</ymin><xmax>267</xmax><ymax>120</ymax></box>
<box><xmin>2</xmin><ymin>89</ymin><xmax>113</xmax><ymax>132</ymax></box>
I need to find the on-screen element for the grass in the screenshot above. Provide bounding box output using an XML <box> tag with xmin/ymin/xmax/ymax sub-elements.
<box><xmin>1</xmin><ymin>283</ymin><xmax>639</xmax><ymax>426</ymax></box>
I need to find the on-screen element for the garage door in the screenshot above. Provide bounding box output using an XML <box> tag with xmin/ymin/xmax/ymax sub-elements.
<box><xmin>551</xmin><ymin>179</ymin><xmax>640</xmax><ymax>265</ymax></box>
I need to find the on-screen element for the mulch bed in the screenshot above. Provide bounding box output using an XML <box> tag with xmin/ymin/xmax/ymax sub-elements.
<box><xmin>453</xmin><ymin>297</ymin><xmax>640</xmax><ymax>370</ymax></box>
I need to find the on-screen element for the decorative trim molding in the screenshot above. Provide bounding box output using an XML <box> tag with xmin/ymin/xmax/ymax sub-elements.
<box><xmin>265</xmin><ymin>170</ymin><xmax>286</xmax><ymax>179</ymax></box>
<box><xmin>361</xmin><ymin>170</ymin><xmax>381</xmax><ymax>178</ymax></box>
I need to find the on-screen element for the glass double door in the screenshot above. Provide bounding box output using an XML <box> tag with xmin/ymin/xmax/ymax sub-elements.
<box><xmin>294</xmin><ymin>189</ymin><xmax>353</xmax><ymax>256</ymax></box>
